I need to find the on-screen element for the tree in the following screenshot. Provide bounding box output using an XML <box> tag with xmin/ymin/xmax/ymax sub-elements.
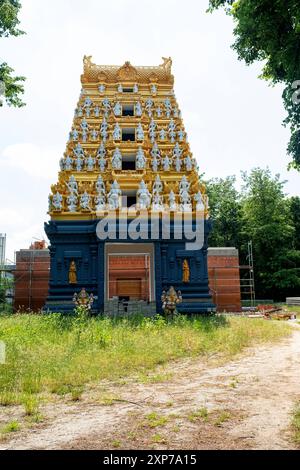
<box><xmin>0</xmin><ymin>0</ymin><xmax>25</xmax><ymax>107</ymax></box>
<box><xmin>241</xmin><ymin>167</ymin><xmax>300</xmax><ymax>299</ymax></box>
<box><xmin>208</xmin><ymin>0</ymin><xmax>300</xmax><ymax>168</ymax></box>
<box><xmin>206</xmin><ymin>176</ymin><xmax>244</xmax><ymax>248</ymax></box>
<box><xmin>289</xmin><ymin>196</ymin><xmax>300</xmax><ymax>250</ymax></box>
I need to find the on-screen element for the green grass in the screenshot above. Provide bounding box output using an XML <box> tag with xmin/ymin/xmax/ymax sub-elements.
<box><xmin>0</xmin><ymin>313</ymin><xmax>291</xmax><ymax>404</ymax></box>
<box><xmin>292</xmin><ymin>403</ymin><xmax>300</xmax><ymax>446</ymax></box>
<box><xmin>1</xmin><ymin>420</ymin><xmax>20</xmax><ymax>434</ymax></box>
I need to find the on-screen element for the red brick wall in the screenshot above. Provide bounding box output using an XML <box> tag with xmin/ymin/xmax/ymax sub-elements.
<box><xmin>208</xmin><ymin>248</ymin><xmax>241</xmax><ymax>312</ymax></box>
<box><xmin>14</xmin><ymin>250</ymin><xmax>50</xmax><ymax>311</ymax></box>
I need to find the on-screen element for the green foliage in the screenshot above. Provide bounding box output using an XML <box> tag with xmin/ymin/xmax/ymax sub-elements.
<box><xmin>208</xmin><ymin>0</ymin><xmax>300</xmax><ymax>168</ymax></box>
<box><xmin>0</xmin><ymin>0</ymin><xmax>25</xmax><ymax>107</ymax></box>
<box><xmin>0</xmin><ymin>0</ymin><xmax>24</xmax><ymax>37</ymax></box>
<box><xmin>207</xmin><ymin>167</ymin><xmax>300</xmax><ymax>300</ymax></box>
<box><xmin>0</xmin><ymin>62</ymin><xmax>25</xmax><ymax>107</ymax></box>
<box><xmin>292</xmin><ymin>403</ymin><xmax>300</xmax><ymax>445</ymax></box>
<box><xmin>0</xmin><ymin>314</ymin><xmax>289</xmax><ymax>403</ymax></box>
<box><xmin>206</xmin><ymin>176</ymin><xmax>244</xmax><ymax>247</ymax></box>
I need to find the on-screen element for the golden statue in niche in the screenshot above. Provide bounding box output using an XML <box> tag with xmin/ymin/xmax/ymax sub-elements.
<box><xmin>182</xmin><ymin>259</ymin><xmax>190</xmax><ymax>283</ymax></box>
<box><xmin>69</xmin><ymin>260</ymin><xmax>77</xmax><ymax>284</ymax></box>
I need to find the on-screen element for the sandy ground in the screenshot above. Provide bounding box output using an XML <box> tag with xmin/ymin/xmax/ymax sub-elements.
<box><xmin>1</xmin><ymin>325</ymin><xmax>300</xmax><ymax>450</ymax></box>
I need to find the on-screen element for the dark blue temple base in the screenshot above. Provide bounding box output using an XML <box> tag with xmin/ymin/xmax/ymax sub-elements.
<box><xmin>44</xmin><ymin>219</ymin><xmax>215</xmax><ymax>314</ymax></box>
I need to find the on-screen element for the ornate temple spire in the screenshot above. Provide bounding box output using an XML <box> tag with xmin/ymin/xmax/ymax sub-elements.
<box><xmin>48</xmin><ymin>57</ymin><xmax>209</xmax><ymax>220</ymax></box>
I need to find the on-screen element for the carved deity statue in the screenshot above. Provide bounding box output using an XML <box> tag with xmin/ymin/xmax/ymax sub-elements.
<box><xmin>95</xmin><ymin>176</ymin><xmax>106</xmax><ymax>211</ymax></box>
<box><xmin>100</xmin><ymin>117</ymin><xmax>108</xmax><ymax>141</ymax></box>
<box><xmin>86</xmin><ymin>154</ymin><xmax>95</xmax><ymax>171</ymax></box>
<box><xmin>168</xmin><ymin>190</ymin><xmax>177</xmax><ymax>211</ymax></box>
<box><xmin>113</xmin><ymin>123</ymin><xmax>121</xmax><ymax>141</ymax></box>
<box><xmin>111</xmin><ymin>148</ymin><xmax>122</xmax><ymax>170</ymax></box>
<box><xmin>108</xmin><ymin>180</ymin><xmax>121</xmax><ymax>209</ymax></box>
<box><xmin>64</xmin><ymin>155</ymin><xmax>73</xmax><ymax>171</ymax></box>
<box><xmin>113</xmin><ymin>101</ymin><xmax>122</xmax><ymax>116</ymax></box>
<box><xmin>135</xmin><ymin>101</ymin><xmax>142</xmax><ymax>117</ymax></box>
<box><xmin>149</xmin><ymin>118</ymin><xmax>156</xmax><ymax>142</ymax></box>
<box><xmin>66</xmin><ymin>175</ymin><xmax>78</xmax><ymax>195</ymax></box>
<box><xmin>182</xmin><ymin>259</ymin><xmax>190</xmax><ymax>283</ymax></box>
<box><xmin>145</xmin><ymin>98</ymin><xmax>153</xmax><ymax>117</ymax></box>
<box><xmin>161</xmin><ymin>285</ymin><xmax>182</xmax><ymax>318</ymax></box>
<box><xmin>137</xmin><ymin>180</ymin><xmax>151</xmax><ymax>209</ymax></box>
<box><xmin>69</xmin><ymin>260</ymin><xmax>77</xmax><ymax>284</ymax></box>
<box><xmin>80</xmin><ymin>191</ymin><xmax>91</xmax><ymax>210</ymax></box>
<box><xmin>73</xmin><ymin>288</ymin><xmax>94</xmax><ymax>310</ymax></box>
<box><xmin>136</xmin><ymin>147</ymin><xmax>146</xmax><ymax>170</ymax></box>
<box><xmin>194</xmin><ymin>191</ymin><xmax>205</xmax><ymax>211</ymax></box>
<box><xmin>52</xmin><ymin>191</ymin><xmax>63</xmax><ymax>210</ymax></box>
<box><xmin>168</xmin><ymin>119</ymin><xmax>176</xmax><ymax>142</ymax></box>
<box><xmin>184</xmin><ymin>155</ymin><xmax>193</xmax><ymax>171</ymax></box>
<box><xmin>136</xmin><ymin>123</ymin><xmax>144</xmax><ymax>140</ymax></box>
<box><xmin>179</xmin><ymin>176</ymin><xmax>191</xmax><ymax>211</ymax></box>
<box><xmin>162</xmin><ymin>155</ymin><xmax>172</xmax><ymax>171</ymax></box>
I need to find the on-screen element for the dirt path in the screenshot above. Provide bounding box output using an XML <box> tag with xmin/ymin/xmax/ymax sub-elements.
<box><xmin>1</xmin><ymin>326</ymin><xmax>300</xmax><ymax>450</ymax></box>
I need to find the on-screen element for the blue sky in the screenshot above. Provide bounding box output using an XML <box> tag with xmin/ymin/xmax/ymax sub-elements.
<box><xmin>0</xmin><ymin>0</ymin><xmax>299</xmax><ymax>260</ymax></box>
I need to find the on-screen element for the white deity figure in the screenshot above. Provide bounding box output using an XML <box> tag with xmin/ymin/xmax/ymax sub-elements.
<box><xmin>98</xmin><ymin>156</ymin><xmax>106</xmax><ymax>172</ymax></box>
<box><xmin>113</xmin><ymin>123</ymin><xmax>121</xmax><ymax>141</ymax></box>
<box><xmin>162</xmin><ymin>155</ymin><xmax>172</xmax><ymax>171</ymax></box>
<box><xmin>73</xmin><ymin>143</ymin><xmax>85</xmax><ymax>158</ymax></box>
<box><xmin>164</xmin><ymin>98</ymin><xmax>172</xmax><ymax>118</ymax></box>
<box><xmin>80</xmin><ymin>119</ymin><xmax>89</xmax><ymax>132</ymax></box>
<box><xmin>102</xmin><ymin>98</ymin><xmax>111</xmax><ymax>117</ymax></box>
<box><xmin>152</xmin><ymin>156</ymin><xmax>160</xmax><ymax>172</ymax></box>
<box><xmin>52</xmin><ymin>192</ymin><xmax>63</xmax><ymax>210</ymax></box>
<box><xmin>94</xmin><ymin>106</ymin><xmax>100</xmax><ymax>117</ymax></box>
<box><xmin>168</xmin><ymin>119</ymin><xmax>176</xmax><ymax>142</ymax></box>
<box><xmin>117</xmin><ymin>84</ymin><xmax>123</xmax><ymax>93</ymax></box>
<box><xmin>59</xmin><ymin>158</ymin><xmax>64</xmax><ymax>171</ymax></box>
<box><xmin>76</xmin><ymin>106</ymin><xmax>83</xmax><ymax>117</ymax></box>
<box><xmin>149</xmin><ymin>118</ymin><xmax>156</xmax><ymax>143</ymax></box>
<box><xmin>168</xmin><ymin>190</ymin><xmax>177</xmax><ymax>211</ymax></box>
<box><xmin>152</xmin><ymin>176</ymin><xmax>164</xmax><ymax>211</ymax></box>
<box><xmin>84</xmin><ymin>96</ymin><xmax>93</xmax><ymax>108</ymax></box>
<box><xmin>145</xmin><ymin>98</ymin><xmax>153</xmax><ymax>117</ymax></box>
<box><xmin>159</xmin><ymin>128</ymin><xmax>166</xmax><ymax>141</ymax></box>
<box><xmin>80</xmin><ymin>191</ymin><xmax>91</xmax><ymax>210</ymax></box>
<box><xmin>156</xmin><ymin>106</ymin><xmax>162</xmax><ymax>118</ymax></box>
<box><xmin>184</xmin><ymin>154</ymin><xmax>193</xmax><ymax>171</ymax></box>
<box><xmin>136</xmin><ymin>147</ymin><xmax>146</xmax><ymax>170</ymax></box>
<box><xmin>133</xmin><ymin>83</ymin><xmax>139</xmax><ymax>93</ymax></box>
<box><xmin>71</xmin><ymin>128</ymin><xmax>79</xmax><ymax>141</ymax></box>
<box><xmin>152</xmin><ymin>175</ymin><xmax>163</xmax><ymax>195</ymax></box>
<box><xmin>179</xmin><ymin>176</ymin><xmax>191</xmax><ymax>211</ymax></box>
<box><xmin>135</xmin><ymin>101</ymin><xmax>142</xmax><ymax>117</ymax></box>
<box><xmin>137</xmin><ymin>180</ymin><xmax>151</xmax><ymax>209</ymax></box>
<box><xmin>108</xmin><ymin>180</ymin><xmax>121</xmax><ymax>210</ymax></box>
<box><xmin>173</xmin><ymin>107</ymin><xmax>179</xmax><ymax>118</ymax></box>
<box><xmin>173</xmin><ymin>143</ymin><xmax>183</xmax><ymax>159</ymax></box>
<box><xmin>98</xmin><ymin>84</ymin><xmax>106</xmax><ymax>93</ymax></box>
<box><xmin>86</xmin><ymin>154</ymin><xmax>95</xmax><ymax>171</ymax></box>
<box><xmin>82</xmin><ymin>130</ymin><xmax>88</xmax><ymax>143</ymax></box>
<box><xmin>111</xmin><ymin>148</ymin><xmax>122</xmax><ymax>170</ymax></box>
<box><xmin>178</xmin><ymin>129</ymin><xmax>185</xmax><ymax>142</ymax></box>
<box><xmin>90</xmin><ymin>129</ymin><xmax>98</xmax><ymax>141</ymax></box>
<box><xmin>151</xmin><ymin>84</ymin><xmax>157</xmax><ymax>94</ymax></box>
<box><xmin>194</xmin><ymin>191</ymin><xmax>205</xmax><ymax>211</ymax></box>
<box><xmin>75</xmin><ymin>155</ymin><xmax>84</xmax><ymax>172</ymax></box>
<box><xmin>113</xmin><ymin>101</ymin><xmax>122</xmax><ymax>116</ymax></box>
<box><xmin>151</xmin><ymin>142</ymin><xmax>161</xmax><ymax>171</ymax></box>
<box><xmin>85</xmin><ymin>106</ymin><xmax>91</xmax><ymax>118</ymax></box>
<box><xmin>95</xmin><ymin>192</ymin><xmax>106</xmax><ymax>211</ymax></box>
<box><xmin>136</xmin><ymin>123</ymin><xmax>144</xmax><ymax>141</ymax></box>
<box><xmin>174</xmin><ymin>156</ymin><xmax>182</xmax><ymax>172</ymax></box>
<box><xmin>95</xmin><ymin>175</ymin><xmax>106</xmax><ymax>195</ymax></box>
<box><xmin>96</xmin><ymin>143</ymin><xmax>106</xmax><ymax>158</ymax></box>
<box><xmin>67</xmin><ymin>193</ymin><xmax>78</xmax><ymax>212</ymax></box>
<box><xmin>100</xmin><ymin>117</ymin><xmax>108</xmax><ymax>141</ymax></box>
<box><xmin>66</xmin><ymin>175</ymin><xmax>78</xmax><ymax>195</ymax></box>
<box><xmin>64</xmin><ymin>155</ymin><xmax>73</xmax><ymax>171</ymax></box>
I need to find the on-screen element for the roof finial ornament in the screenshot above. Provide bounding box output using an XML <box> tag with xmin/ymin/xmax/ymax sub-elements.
<box><xmin>160</xmin><ymin>57</ymin><xmax>172</xmax><ymax>73</ymax></box>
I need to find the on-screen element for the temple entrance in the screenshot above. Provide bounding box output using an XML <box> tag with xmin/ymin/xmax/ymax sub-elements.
<box><xmin>105</xmin><ymin>243</ymin><xmax>155</xmax><ymax>302</ymax></box>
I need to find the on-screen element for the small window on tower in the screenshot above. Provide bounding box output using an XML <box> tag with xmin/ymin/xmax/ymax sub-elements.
<box><xmin>122</xmin><ymin>128</ymin><xmax>135</xmax><ymax>142</ymax></box>
<box><xmin>122</xmin><ymin>190</ymin><xmax>137</xmax><ymax>208</ymax></box>
<box><xmin>122</xmin><ymin>104</ymin><xmax>134</xmax><ymax>116</ymax></box>
<box><xmin>123</xmin><ymin>87</ymin><xmax>133</xmax><ymax>93</ymax></box>
<box><xmin>122</xmin><ymin>154</ymin><xmax>136</xmax><ymax>171</ymax></box>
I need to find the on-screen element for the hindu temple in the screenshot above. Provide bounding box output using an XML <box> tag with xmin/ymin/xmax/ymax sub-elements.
<box><xmin>45</xmin><ymin>57</ymin><xmax>215</xmax><ymax>314</ymax></box>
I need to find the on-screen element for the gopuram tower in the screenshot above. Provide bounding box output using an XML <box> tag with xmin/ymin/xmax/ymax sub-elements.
<box><xmin>45</xmin><ymin>57</ymin><xmax>215</xmax><ymax>314</ymax></box>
